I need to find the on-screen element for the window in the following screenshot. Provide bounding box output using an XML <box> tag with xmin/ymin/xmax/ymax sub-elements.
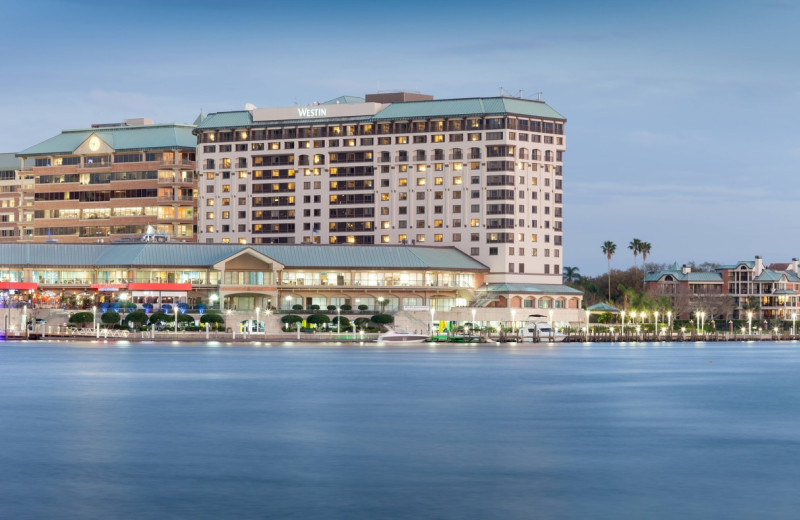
<box><xmin>434</xmin><ymin>234</ymin><xmax>443</xmax><ymax>242</ymax></box>
<box><xmin>471</xmin><ymin>247</ymin><xmax>480</xmax><ymax>255</ymax></box>
<box><xmin>416</xmin><ymin>178</ymin><xmax>426</xmax><ymax>186</ymax></box>
<box><xmin>489</xmin><ymin>247</ymin><xmax>498</xmax><ymax>255</ymax></box>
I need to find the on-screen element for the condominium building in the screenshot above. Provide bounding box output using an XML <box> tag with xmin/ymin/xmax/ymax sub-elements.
<box><xmin>646</xmin><ymin>256</ymin><xmax>800</xmax><ymax>320</ymax></box>
<box><xmin>14</xmin><ymin>119</ymin><xmax>198</xmax><ymax>243</ymax></box>
<box><xmin>194</xmin><ymin>93</ymin><xmax>566</xmax><ymax>288</ymax></box>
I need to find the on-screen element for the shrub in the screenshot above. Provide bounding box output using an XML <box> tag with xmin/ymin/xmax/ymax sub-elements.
<box><xmin>200</xmin><ymin>313</ymin><xmax>225</xmax><ymax>325</ymax></box>
<box><xmin>281</xmin><ymin>314</ymin><xmax>303</xmax><ymax>330</ymax></box>
<box><xmin>307</xmin><ymin>313</ymin><xmax>330</xmax><ymax>328</ymax></box>
<box><xmin>292</xmin><ymin>304</ymin><xmax>303</xmax><ymax>311</ymax></box>
<box><xmin>149</xmin><ymin>312</ymin><xmax>170</xmax><ymax>325</ymax></box>
<box><xmin>370</xmin><ymin>314</ymin><xmax>394</xmax><ymax>325</ymax></box>
<box><xmin>309</xmin><ymin>304</ymin><xmax>320</xmax><ymax>311</ymax></box>
<box><xmin>358</xmin><ymin>304</ymin><xmax>368</xmax><ymax>311</ymax></box>
<box><xmin>340</xmin><ymin>304</ymin><xmax>352</xmax><ymax>311</ymax></box>
<box><xmin>327</xmin><ymin>305</ymin><xmax>337</xmax><ymax>311</ymax></box>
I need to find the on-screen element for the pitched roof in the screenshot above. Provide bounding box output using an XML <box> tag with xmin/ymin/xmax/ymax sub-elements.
<box><xmin>0</xmin><ymin>243</ymin><xmax>487</xmax><ymax>271</ymax></box>
<box><xmin>322</xmin><ymin>96</ymin><xmax>365</xmax><ymax>104</ymax></box>
<box><xmin>478</xmin><ymin>283</ymin><xmax>582</xmax><ymax>295</ymax></box>
<box><xmin>588</xmin><ymin>302</ymin><xmax>621</xmax><ymax>312</ymax></box>
<box><xmin>17</xmin><ymin>124</ymin><xmax>197</xmax><ymax>157</ymax></box>
<box><xmin>373</xmin><ymin>96</ymin><xmax>565</xmax><ymax>121</ymax></box>
<box><xmin>645</xmin><ymin>267</ymin><xmax>722</xmax><ymax>283</ymax></box>
<box><xmin>194</xmin><ymin>111</ymin><xmax>253</xmax><ymax>130</ymax></box>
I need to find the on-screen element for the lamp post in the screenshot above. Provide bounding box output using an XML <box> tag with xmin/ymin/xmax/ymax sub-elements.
<box><xmin>471</xmin><ymin>308</ymin><xmax>476</xmax><ymax>335</ymax></box>
<box><xmin>621</xmin><ymin>310</ymin><xmax>626</xmax><ymax>334</ymax></box>
<box><xmin>667</xmin><ymin>311</ymin><xmax>672</xmax><ymax>332</ymax></box>
<box><xmin>264</xmin><ymin>307</ymin><xmax>271</xmax><ymax>336</ymax></box>
<box><xmin>748</xmin><ymin>311</ymin><xmax>753</xmax><ymax>335</ymax></box>
<box><xmin>700</xmin><ymin>311</ymin><xmax>705</xmax><ymax>336</ymax></box>
<box><xmin>654</xmin><ymin>311</ymin><xmax>659</xmax><ymax>337</ymax></box>
<box><xmin>793</xmin><ymin>312</ymin><xmax>797</xmax><ymax>336</ymax></box>
<box><xmin>92</xmin><ymin>305</ymin><xmax>97</xmax><ymax>333</ymax></box>
<box><xmin>585</xmin><ymin>309</ymin><xmax>590</xmax><ymax>337</ymax></box>
<box><xmin>511</xmin><ymin>308</ymin><xmax>516</xmax><ymax>338</ymax></box>
<box><xmin>337</xmin><ymin>307</ymin><xmax>341</xmax><ymax>334</ymax></box>
<box><xmin>549</xmin><ymin>309</ymin><xmax>553</xmax><ymax>330</ymax></box>
<box><xmin>430</xmin><ymin>306</ymin><xmax>436</xmax><ymax>336</ymax></box>
<box><xmin>256</xmin><ymin>307</ymin><xmax>260</xmax><ymax>336</ymax></box>
<box><xmin>174</xmin><ymin>305</ymin><xmax>179</xmax><ymax>333</ymax></box>
<box><xmin>23</xmin><ymin>304</ymin><xmax>27</xmax><ymax>338</ymax></box>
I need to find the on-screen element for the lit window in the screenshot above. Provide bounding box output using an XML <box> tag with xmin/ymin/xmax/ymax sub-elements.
<box><xmin>382</xmin><ymin>221</ymin><xmax>390</xmax><ymax>229</ymax></box>
<box><xmin>453</xmin><ymin>177</ymin><xmax>462</xmax><ymax>185</ymax></box>
<box><xmin>416</xmin><ymin>234</ymin><xmax>425</xmax><ymax>242</ymax></box>
<box><xmin>399</xmin><ymin>178</ymin><xmax>408</xmax><ymax>186</ymax></box>
<box><xmin>434</xmin><ymin>220</ymin><xmax>443</xmax><ymax>228</ymax></box>
<box><xmin>382</xmin><ymin>235</ymin><xmax>390</xmax><ymax>243</ymax></box>
<box><xmin>417</xmin><ymin>165</ymin><xmax>426</xmax><ymax>172</ymax></box>
<box><xmin>434</xmin><ymin>234</ymin><xmax>443</xmax><ymax>242</ymax></box>
<box><xmin>416</xmin><ymin>178</ymin><xmax>426</xmax><ymax>186</ymax></box>
<box><xmin>435</xmin><ymin>177</ymin><xmax>443</xmax><ymax>185</ymax></box>
<box><xmin>531</xmin><ymin>234</ymin><xmax>537</xmax><ymax>242</ymax></box>
<box><xmin>206</xmin><ymin>225</ymin><xmax>215</xmax><ymax>233</ymax></box>
<box><xmin>471</xmin><ymin>219</ymin><xmax>480</xmax><ymax>227</ymax></box>
<box><xmin>381</xmin><ymin>193</ymin><xmax>390</xmax><ymax>201</ymax></box>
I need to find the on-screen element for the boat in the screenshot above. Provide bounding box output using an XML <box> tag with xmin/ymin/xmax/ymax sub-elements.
<box><xmin>520</xmin><ymin>315</ymin><xmax>568</xmax><ymax>343</ymax></box>
<box><xmin>377</xmin><ymin>329</ymin><xmax>430</xmax><ymax>343</ymax></box>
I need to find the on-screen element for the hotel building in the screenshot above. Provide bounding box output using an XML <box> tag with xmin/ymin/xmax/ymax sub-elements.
<box><xmin>14</xmin><ymin>119</ymin><xmax>198</xmax><ymax>243</ymax></box>
<box><xmin>194</xmin><ymin>93</ymin><xmax>581</xmax><ymax>315</ymax></box>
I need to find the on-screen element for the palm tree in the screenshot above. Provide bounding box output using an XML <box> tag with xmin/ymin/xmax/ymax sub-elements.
<box><xmin>601</xmin><ymin>241</ymin><xmax>616</xmax><ymax>301</ymax></box>
<box><xmin>563</xmin><ymin>266</ymin><xmax>581</xmax><ymax>285</ymax></box>
<box><xmin>628</xmin><ymin>238</ymin><xmax>642</xmax><ymax>269</ymax></box>
<box><xmin>639</xmin><ymin>241</ymin><xmax>652</xmax><ymax>288</ymax></box>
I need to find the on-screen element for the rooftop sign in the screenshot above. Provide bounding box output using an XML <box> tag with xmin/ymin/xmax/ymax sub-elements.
<box><xmin>251</xmin><ymin>103</ymin><xmax>385</xmax><ymax>122</ymax></box>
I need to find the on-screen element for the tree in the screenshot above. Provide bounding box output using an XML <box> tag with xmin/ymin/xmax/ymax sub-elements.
<box><xmin>332</xmin><ymin>316</ymin><xmax>351</xmax><ymax>330</ymax></box>
<box><xmin>370</xmin><ymin>314</ymin><xmax>394</xmax><ymax>325</ymax></box>
<box><xmin>602</xmin><ymin>241</ymin><xmax>617</xmax><ymax>301</ymax></box>
<box><xmin>306</xmin><ymin>313</ymin><xmax>330</xmax><ymax>329</ymax></box>
<box><xmin>640</xmin><ymin>241</ymin><xmax>652</xmax><ymax>286</ymax></box>
<box><xmin>68</xmin><ymin>311</ymin><xmax>95</xmax><ymax>327</ymax></box>
<box><xmin>628</xmin><ymin>238</ymin><xmax>642</xmax><ymax>269</ymax></box>
<box><xmin>125</xmin><ymin>310</ymin><xmax>148</xmax><ymax>328</ymax></box>
<box><xmin>101</xmin><ymin>310</ymin><xmax>121</xmax><ymax>326</ymax></box>
<box><xmin>281</xmin><ymin>314</ymin><xmax>303</xmax><ymax>330</ymax></box>
<box><xmin>148</xmin><ymin>312</ymin><xmax>170</xmax><ymax>326</ymax></box>
<box><xmin>340</xmin><ymin>304</ymin><xmax>352</xmax><ymax>311</ymax></box>
<box><xmin>358</xmin><ymin>304</ymin><xmax>369</xmax><ymax>311</ymax></box>
<box><xmin>563</xmin><ymin>266</ymin><xmax>581</xmax><ymax>285</ymax></box>
<box><xmin>200</xmin><ymin>313</ymin><xmax>225</xmax><ymax>326</ymax></box>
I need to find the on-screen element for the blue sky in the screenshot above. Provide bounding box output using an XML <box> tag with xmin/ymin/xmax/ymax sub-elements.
<box><xmin>2</xmin><ymin>0</ymin><xmax>799</xmax><ymax>275</ymax></box>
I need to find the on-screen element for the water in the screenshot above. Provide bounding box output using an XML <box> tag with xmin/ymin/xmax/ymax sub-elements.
<box><xmin>1</xmin><ymin>340</ymin><xmax>799</xmax><ymax>520</ymax></box>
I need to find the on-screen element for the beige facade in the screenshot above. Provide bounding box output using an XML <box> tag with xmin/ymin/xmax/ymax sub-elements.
<box><xmin>195</xmin><ymin>94</ymin><xmax>566</xmax><ymax>286</ymax></box>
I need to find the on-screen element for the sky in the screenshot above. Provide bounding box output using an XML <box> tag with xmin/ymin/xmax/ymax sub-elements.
<box><xmin>1</xmin><ymin>0</ymin><xmax>799</xmax><ymax>276</ymax></box>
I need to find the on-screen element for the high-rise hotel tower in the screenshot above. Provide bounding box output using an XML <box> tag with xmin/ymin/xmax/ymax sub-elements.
<box><xmin>195</xmin><ymin>93</ymin><xmax>566</xmax><ymax>287</ymax></box>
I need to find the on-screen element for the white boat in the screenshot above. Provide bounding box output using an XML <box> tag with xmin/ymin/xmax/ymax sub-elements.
<box><xmin>520</xmin><ymin>315</ymin><xmax>568</xmax><ymax>343</ymax></box>
<box><xmin>377</xmin><ymin>329</ymin><xmax>429</xmax><ymax>343</ymax></box>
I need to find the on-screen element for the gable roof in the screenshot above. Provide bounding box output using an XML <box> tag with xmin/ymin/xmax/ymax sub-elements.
<box><xmin>17</xmin><ymin>124</ymin><xmax>197</xmax><ymax>157</ymax></box>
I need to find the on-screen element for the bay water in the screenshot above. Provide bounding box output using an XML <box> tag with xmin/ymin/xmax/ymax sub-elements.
<box><xmin>1</xmin><ymin>340</ymin><xmax>799</xmax><ymax>519</ymax></box>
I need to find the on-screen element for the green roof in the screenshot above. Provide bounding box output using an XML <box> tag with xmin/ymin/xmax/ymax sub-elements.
<box><xmin>17</xmin><ymin>124</ymin><xmax>197</xmax><ymax>157</ymax></box>
<box><xmin>588</xmin><ymin>302</ymin><xmax>621</xmax><ymax>312</ymax></box>
<box><xmin>478</xmin><ymin>283</ymin><xmax>582</xmax><ymax>295</ymax></box>
<box><xmin>196</xmin><ymin>96</ymin><xmax>565</xmax><ymax>132</ymax></box>
<box><xmin>373</xmin><ymin>96</ymin><xmax>565</xmax><ymax>121</ymax></box>
<box><xmin>194</xmin><ymin>111</ymin><xmax>253</xmax><ymax>131</ymax></box>
<box><xmin>322</xmin><ymin>96</ymin><xmax>365</xmax><ymax>104</ymax></box>
<box><xmin>0</xmin><ymin>243</ymin><xmax>487</xmax><ymax>271</ymax></box>
<box><xmin>0</xmin><ymin>152</ymin><xmax>20</xmax><ymax>170</ymax></box>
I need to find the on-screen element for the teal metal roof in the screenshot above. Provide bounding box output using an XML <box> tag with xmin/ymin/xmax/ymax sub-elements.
<box><xmin>645</xmin><ymin>268</ymin><xmax>722</xmax><ymax>283</ymax></box>
<box><xmin>478</xmin><ymin>283</ymin><xmax>582</xmax><ymax>295</ymax></box>
<box><xmin>17</xmin><ymin>124</ymin><xmax>197</xmax><ymax>157</ymax></box>
<box><xmin>588</xmin><ymin>302</ymin><xmax>621</xmax><ymax>312</ymax></box>
<box><xmin>717</xmin><ymin>261</ymin><xmax>756</xmax><ymax>270</ymax></box>
<box><xmin>373</xmin><ymin>96</ymin><xmax>565</xmax><ymax>121</ymax></box>
<box><xmin>754</xmin><ymin>270</ymin><xmax>784</xmax><ymax>282</ymax></box>
<box><xmin>194</xmin><ymin>111</ymin><xmax>253</xmax><ymax>130</ymax></box>
<box><xmin>322</xmin><ymin>96</ymin><xmax>365</xmax><ymax>105</ymax></box>
<box><xmin>0</xmin><ymin>244</ymin><xmax>487</xmax><ymax>271</ymax></box>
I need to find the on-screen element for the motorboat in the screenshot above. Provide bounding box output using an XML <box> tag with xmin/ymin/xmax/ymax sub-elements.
<box><xmin>520</xmin><ymin>315</ymin><xmax>568</xmax><ymax>343</ymax></box>
<box><xmin>377</xmin><ymin>329</ymin><xmax>430</xmax><ymax>343</ymax></box>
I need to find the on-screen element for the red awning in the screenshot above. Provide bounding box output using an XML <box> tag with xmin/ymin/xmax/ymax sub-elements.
<box><xmin>127</xmin><ymin>283</ymin><xmax>192</xmax><ymax>291</ymax></box>
<box><xmin>90</xmin><ymin>283</ymin><xmax>126</xmax><ymax>291</ymax></box>
<box><xmin>0</xmin><ymin>281</ymin><xmax>38</xmax><ymax>291</ymax></box>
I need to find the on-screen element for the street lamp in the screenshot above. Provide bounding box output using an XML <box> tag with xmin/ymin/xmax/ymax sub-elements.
<box><xmin>585</xmin><ymin>309</ymin><xmax>590</xmax><ymax>336</ymax></box>
<box><xmin>621</xmin><ymin>310</ymin><xmax>626</xmax><ymax>334</ymax></box>
<box><xmin>430</xmin><ymin>306</ymin><xmax>436</xmax><ymax>336</ymax></box>
<box><xmin>337</xmin><ymin>307</ymin><xmax>341</xmax><ymax>334</ymax></box>
<box><xmin>748</xmin><ymin>311</ymin><xmax>753</xmax><ymax>335</ymax></box>
<box><xmin>667</xmin><ymin>311</ymin><xmax>672</xmax><ymax>331</ymax></box>
<box><xmin>700</xmin><ymin>311</ymin><xmax>705</xmax><ymax>336</ymax></box>
<box><xmin>92</xmin><ymin>305</ymin><xmax>96</xmax><ymax>331</ymax></box>
<box><xmin>654</xmin><ymin>311</ymin><xmax>659</xmax><ymax>337</ymax></box>
<box><xmin>256</xmin><ymin>307</ymin><xmax>260</xmax><ymax>335</ymax></box>
<box><xmin>471</xmin><ymin>308</ymin><xmax>477</xmax><ymax>335</ymax></box>
<box><xmin>174</xmin><ymin>305</ymin><xmax>179</xmax><ymax>333</ymax></box>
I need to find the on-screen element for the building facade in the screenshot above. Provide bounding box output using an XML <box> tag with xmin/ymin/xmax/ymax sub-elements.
<box><xmin>14</xmin><ymin>119</ymin><xmax>198</xmax><ymax>243</ymax></box>
<box><xmin>646</xmin><ymin>256</ymin><xmax>800</xmax><ymax>320</ymax></box>
<box><xmin>194</xmin><ymin>93</ymin><xmax>566</xmax><ymax>287</ymax></box>
<box><xmin>0</xmin><ymin>153</ymin><xmax>31</xmax><ymax>240</ymax></box>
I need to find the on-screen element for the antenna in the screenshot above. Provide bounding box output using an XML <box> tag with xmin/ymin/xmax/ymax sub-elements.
<box><xmin>499</xmin><ymin>86</ymin><xmax>504</xmax><ymax>96</ymax></box>
<box><xmin>537</xmin><ymin>92</ymin><xmax>543</xmax><ymax>101</ymax></box>
<box><xmin>517</xmin><ymin>89</ymin><xmax>524</xmax><ymax>98</ymax></box>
